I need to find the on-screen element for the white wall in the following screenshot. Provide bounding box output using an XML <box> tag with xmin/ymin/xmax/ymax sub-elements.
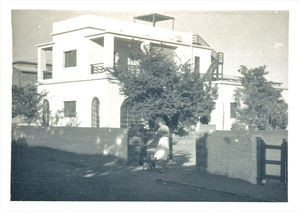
<box><xmin>192</xmin><ymin>47</ymin><xmax>212</xmax><ymax>74</ymax></box>
<box><xmin>174</xmin><ymin>45</ymin><xmax>212</xmax><ymax>74</ymax></box>
<box><xmin>38</xmin><ymin>79</ymin><xmax>125</xmax><ymax>128</ymax></box>
<box><xmin>51</xmin><ymin>28</ymin><xmax>101</xmax><ymax>81</ymax></box>
<box><xmin>210</xmin><ymin>81</ymin><xmax>241</xmax><ymax>130</ymax></box>
<box><xmin>210</xmin><ymin>81</ymin><xmax>288</xmax><ymax>130</ymax></box>
<box><xmin>88</xmin><ymin>39</ymin><xmax>104</xmax><ymax>67</ymax></box>
<box><xmin>52</xmin><ymin>15</ymin><xmax>192</xmax><ymax>44</ymax></box>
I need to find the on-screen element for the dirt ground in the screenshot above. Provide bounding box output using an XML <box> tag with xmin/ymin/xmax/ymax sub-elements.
<box><xmin>11</xmin><ymin>136</ymin><xmax>287</xmax><ymax>201</ymax></box>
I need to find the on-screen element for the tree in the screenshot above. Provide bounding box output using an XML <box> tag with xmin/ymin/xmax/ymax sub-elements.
<box><xmin>232</xmin><ymin>65</ymin><xmax>288</xmax><ymax>130</ymax></box>
<box><xmin>12</xmin><ymin>85</ymin><xmax>48</xmax><ymax>125</ymax></box>
<box><xmin>104</xmin><ymin>46</ymin><xmax>218</xmax><ymax>133</ymax></box>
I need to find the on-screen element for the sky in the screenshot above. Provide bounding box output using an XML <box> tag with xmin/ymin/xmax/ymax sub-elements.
<box><xmin>11</xmin><ymin>10</ymin><xmax>289</xmax><ymax>86</ymax></box>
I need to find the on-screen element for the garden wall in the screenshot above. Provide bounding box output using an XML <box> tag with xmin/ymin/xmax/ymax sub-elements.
<box><xmin>196</xmin><ymin>130</ymin><xmax>287</xmax><ymax>184</ymax></box>
<box><xmin>11</xmin><ymin>126</ymin><xmax>128</xmax><ymax>160</ymax></box>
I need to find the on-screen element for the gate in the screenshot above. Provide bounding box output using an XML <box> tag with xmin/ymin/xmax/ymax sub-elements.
<box><xmin>256</xmin><ymin>137</ymin><xmax>288</xmax><ymax>185</ymax></box>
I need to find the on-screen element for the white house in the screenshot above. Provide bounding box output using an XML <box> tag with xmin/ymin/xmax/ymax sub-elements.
<box><xmin>36</xmin><ymin>14</ymin><xmax>287</xmax><ymax>130</ymax></box>
<box><xmin>210</xmin><ymin>77</ymin><xmax>288</xmax><ymax>130</ymax></box>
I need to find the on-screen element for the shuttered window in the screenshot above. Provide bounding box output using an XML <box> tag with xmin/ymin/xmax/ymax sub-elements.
<box><xmin>64</xmin><ymin>101</ymin><xmax>76</xmax><ymax>117</ymax></box>
<box><xmin>64</xmin><ymin>50</ymin><xmax>77</xmax><ymax>67</ymax></box>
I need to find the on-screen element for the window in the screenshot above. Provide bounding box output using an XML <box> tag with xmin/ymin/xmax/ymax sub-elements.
<box><xmin>91</xmin><ymin>97</ymin><xmax>100</xmax><ymax>127</ymax></box>
<box><xmin>64</xmin><ymin>50</ymin><xmax>77</xmax><ymax>67</ymax></box>
<box><xmin>120</xmin><ymin>99</ymin><xmax>140</xmax><ymax>128</ymax></box>
<box><xmin>230</xmin><ymin>102</ymin><xmax>238</xmax><ymax>119</ymax></box>
<box><xmin>64</xmin><ymin>101</ymin><xmax>76</xmax><ymax>117</ymax></box>
<box><xmin>194</xmin><ymin>56</ymin><xmax>200</xmax><ymax>71</ymax></box>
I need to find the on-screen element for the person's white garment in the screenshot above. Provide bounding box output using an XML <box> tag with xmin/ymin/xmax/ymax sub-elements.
<box><xmin>154</xmin><ymin>136</ymin><xmax>169</xmax><ymax>160</ymax></box>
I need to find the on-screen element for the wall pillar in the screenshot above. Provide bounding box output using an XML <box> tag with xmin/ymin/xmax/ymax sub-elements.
<box><xmin>103</xmin><ymin>34</ymin><xmax>115</xmax><ymax>67</ymax></box>
<box><xmin>37</xmin><ymin>47</ymin><xmax>46</xmax><ymax>81</ymax></box>
<box><xmin>102</xmin><ymin>34</ymin><xmax>115</xmax><ymax>128</ymax></box>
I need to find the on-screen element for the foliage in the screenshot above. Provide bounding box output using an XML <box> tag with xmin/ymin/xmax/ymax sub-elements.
<box><xmin>12</xmin><ymin>85</ymin><xmax>48</xmax><ymax>125</ymax></box>
<box><xmin>104</xmin><ymin>46</ymin><xmax>218</xmax><ymax>132</ymax></box>
<box><xmin>50</xmin><ymin>109</ymin><xmax>81</xmax><ymax>127</ymax></box>
<box><xmin>232</xmin><ymin>65</ymin><xmax>288</xmax><ymax>130</ymax></box>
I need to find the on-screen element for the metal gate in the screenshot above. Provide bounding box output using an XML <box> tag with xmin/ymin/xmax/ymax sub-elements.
<box><xmin>256</xmin><ymin>137</ymin><xmax>288</xmax><ymax>184</ymax></box>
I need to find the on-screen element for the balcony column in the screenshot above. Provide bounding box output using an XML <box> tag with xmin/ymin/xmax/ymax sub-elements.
<box><xmin>37</xmin><ymin>47</ymin><xmax>46</xmax><ymax>81</ymax></box>
<box><xmin>103</xmin><ymin>34</ymin><xmax>115</xmax><ymax>68</ymax></box>
<box><xmin>102</xmin><ymin>34</ymin><xmax>115</xmax><ymax>128</ymax></box>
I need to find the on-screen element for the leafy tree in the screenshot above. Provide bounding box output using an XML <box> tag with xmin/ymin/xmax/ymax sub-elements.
<box><xmin>104</xmin><ymin>46</ymin><xmax>218</xmax><ymax>133</ymax></box>
<box><xmin>232</xmin><ymin>65</ymin><xmax>288</xmax><ymax>130</ymax></box>
<box><xmin>12</xmin><ymin>85</ymin><xmax>48</xmax><ymax>125</ymax></box>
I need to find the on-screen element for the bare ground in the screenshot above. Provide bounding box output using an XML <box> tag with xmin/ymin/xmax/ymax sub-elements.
<box><xmin>11</xmin><ymin>136</ymin><xmax>287</xmax><ymax>201</ymax></box>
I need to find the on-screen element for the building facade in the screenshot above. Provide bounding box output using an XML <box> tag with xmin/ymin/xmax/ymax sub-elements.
<box><xmin>210</xmin><ymin>77</ymin><xmax>288</xmax><ymax>130</ymax></box>
<box><xmin>12</xmin><ymin>61</ymin><xmax>41</xmax><ymax>87</ymax></box>
<box><xmin>37</xmin><ymin>15</ymin><xmax>224</xmax><ymax>128</ymax></box>
<box><xmin>37</xmin><ymin>15</ymin><xmax>287</xmax><ymax>130</ymax></box>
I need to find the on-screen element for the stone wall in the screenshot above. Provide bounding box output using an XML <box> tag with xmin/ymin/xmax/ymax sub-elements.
<box><xmin>11</xmin><ymin>126</ymin><xmax>128</xmax><ymax>160</ymax></box>
<box><xmin>196</xmin><ymin>130</ymin><xmax>287</xmax><ymax>184</ymax></box>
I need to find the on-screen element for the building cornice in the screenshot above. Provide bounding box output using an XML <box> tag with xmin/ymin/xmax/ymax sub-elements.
<box><xmin>85</xmin><ymin>31</ymin><xmax>214</xmax><ymax>51</ymax></box>
<box><xmin>37</xmin><ymin>76</ymin><xmax>111</xmax><ymax>86</ymax></box>
<box><xmin>36</xmin><ymin>42</ymin><xmax>55</xmax><ymax>48</ymax></box>
<box><xmin>13</xmin><ymin>61</ymin><xmax>37</xmax><ymax>66</ymax></box>
<box><xmin>212</xmin><ymin>79</ymin><xmax>288</xmax><ymax>90</ymax></box>
<box><xmin>51</xmin><ymin>26</ymin><xmax>104</xmax><ymax>36</ymax></box>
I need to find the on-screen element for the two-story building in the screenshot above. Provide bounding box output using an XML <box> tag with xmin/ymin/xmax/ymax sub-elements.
<box><xmin>37</xmin><ymin>14</ymin><xmax>287</xmax><ymax>130</ymax></box>
<box><xmin>37</xmin><ymin>14</ymin><xmax>223</xmax><ymax>128</ymax></box>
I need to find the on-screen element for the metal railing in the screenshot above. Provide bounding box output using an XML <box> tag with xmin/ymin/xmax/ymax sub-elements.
<box><xmin>91</xmin><ymin>63</ymin><xmax>104</xmax><ymax>74</ymax></box>
<box><xmin>192</xmin><ymin>34</ymin><xmax>210</xmax><ymax>47</ymax></box>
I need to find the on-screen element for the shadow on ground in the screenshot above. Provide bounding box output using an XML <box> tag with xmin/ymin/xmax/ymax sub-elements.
<box><xmin>11</xmin><ymin>142</ymin><xmax>287</xmax><ymax>201</ymax></box>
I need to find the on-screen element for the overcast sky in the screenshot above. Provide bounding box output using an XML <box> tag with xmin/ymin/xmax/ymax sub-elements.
<box><xmin>12</xmin><ymin>10</ymin><xmax>288</xmax><ymax>86</ymax></box>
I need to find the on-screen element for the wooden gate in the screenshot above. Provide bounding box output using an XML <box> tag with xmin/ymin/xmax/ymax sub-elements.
<box><xmin>256</xmin><ymin>137</ymin><xmax>288</xmax><ymax>184</ymax></box>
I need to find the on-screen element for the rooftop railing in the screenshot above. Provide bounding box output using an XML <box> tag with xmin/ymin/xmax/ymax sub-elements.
<box><xmin>192</xmin><ymin>34</ymin><xmax>210</xmax><ymax>47</ymax></box>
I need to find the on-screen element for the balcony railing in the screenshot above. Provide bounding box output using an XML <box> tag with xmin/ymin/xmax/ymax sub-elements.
<box><xmin>43</xmin><ymin>71</ymin><xmax>52</xmax><ymax>80</ymax></box>
<box><xmin>192</xmin><ymin>34</ymin><xmax>210</xmax><ymax>47</ymax></box>
<box><xmin>91</xmin><ymin>63</ymin><xmax>104</xmax><ymax>74</ymax></box>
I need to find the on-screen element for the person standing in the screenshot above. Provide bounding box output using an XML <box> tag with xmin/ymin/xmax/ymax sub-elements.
<box><xmin>154</xmin><ymin>118</ymin><xmax>170</xmax><ymax>172</ymax></box>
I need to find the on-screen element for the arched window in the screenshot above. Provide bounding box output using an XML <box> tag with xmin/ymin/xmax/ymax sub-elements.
<box><xmin>42</xmin><ymin>99</ymin><xmax>50</xmax><ymax>126</ymax></box>
<box><xmin>120</xmin><ymin>99</ymin><xmax>140</xmax><ymax>128</ymax></box>
<box><xmin>91</xmin><ymin>97</ymin><xmax>100</xmax><ymax>127</ymax></box>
